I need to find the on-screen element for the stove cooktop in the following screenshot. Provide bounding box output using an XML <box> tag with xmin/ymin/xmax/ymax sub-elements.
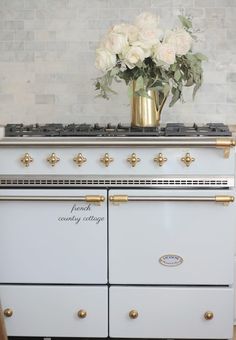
<box><xmin>4</xmin><ymin>123</ymin><xmax>232</xmax><ymax>137</ymax></box>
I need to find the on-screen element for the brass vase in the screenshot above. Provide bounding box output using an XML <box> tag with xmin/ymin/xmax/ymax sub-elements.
<box><xmin>131</xmin><ymin>81</ymin><xmax>168</xmax><ymax>127</ymax></box>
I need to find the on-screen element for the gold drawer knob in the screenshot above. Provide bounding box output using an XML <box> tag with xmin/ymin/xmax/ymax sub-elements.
<box><xmin>100</xmin><ymin>153</ymin><xmax>113</xmax><ymax>167</ymax></box>
<box><xmin>73</xmin><ymin>153</ymin><xmax>87</xmax><ymax>167</ymax></box>
<box><xmin>21</xmin><ymin>153</ymin><xmax>33</xmax><ymax>167</ymax></box>
<box><xmin>78</xmin><ymin>309</ymin><xmax>87</xmax><ymax>319</ymax></box>
<box><xmin>129</xmin><ymin>310</ymin><xmax>139</xmax><ymax>319</ymax></box>
<box><xmin>181</xmin><ymin>153</ymin><xmax>195</xmax><ymax>167</ymax></box>
<box><xmin>4</xmin><ymin>308</ymin><xmax>13</xmax><ymax>317</ymax></box>
<box><xmin>47</xmin><ymin>153</ymin><xmax>60</xmax><ymax>166</ymax></box>
<box><xmin>204</xmin><ymin>311</ymin><xmax>214</xmax><ymax>320</ymax></box>
<box><xmin>154</xmin><ymin>153</ymin><xmax>167</xmax><ymax>166</ymax></box>
<box><xmin>127</xmin><ymin>153</ymin><xmax>140</xmax><ymax>167</ymax></box>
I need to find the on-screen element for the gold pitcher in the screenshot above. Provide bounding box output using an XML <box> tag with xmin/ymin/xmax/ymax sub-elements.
<box><xmin>131</xmin><ymin>81</ymin><xmax>168</xmax><ymax>127</ymax></box>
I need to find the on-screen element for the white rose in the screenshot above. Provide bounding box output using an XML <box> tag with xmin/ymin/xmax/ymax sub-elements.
<box><xmin>102</xmin><ymin>32</ymin><xmax>128</xmax><ymax>55</ymax></box>
<box><xmin>153</xmin><ymin>43</ymin><xmax>176</xmax><ymax>65</ymax></box>
<box><xmin>132</xmin><ymin>40</ymin><xmax>152</xmax><ymax>58</ymax></box>
<box><xmin>95</xmin><ymin>48</ymin><xmax>116</xmax><ymax>72</ymax></box>
<box><xmin>112</xmin><ymin>23</ymin><xmax>139</xmax><ymax>43</ymax></box>
<box><xmin>138</xmin><ymin>28</ymin><xmax>163</xmax><ymax>48</ymax></box>
<box><xmin>165</xmin><ymin>28</ymin><xmax>192</xmax><ymax>56</ymax></box>
<box><xmin>123</xmin><ymin>46</ymin><xmax>145</xmax><ymax>69</ymax></box>
<box><xmin>135</xmin><ymin>12</ymin><xmax>159</xmax><ymax>30</ymax></box>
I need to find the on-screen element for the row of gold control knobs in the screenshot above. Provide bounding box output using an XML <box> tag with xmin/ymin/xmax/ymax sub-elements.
<box><xmin>21</xmin><ymin>152</ymin><xmax>195</xmax><ymax>167</ymax></box>
<box><xmin>3</xmin><ymin>307</ymin><xmax>213</xmax><ymax>321</ymax></box>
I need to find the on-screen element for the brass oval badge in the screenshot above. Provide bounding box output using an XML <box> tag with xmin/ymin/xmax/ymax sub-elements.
<box><xmin>159</xmin><ymin>254</ymin><xmax>183</xmax><ymax>267</ymax></box>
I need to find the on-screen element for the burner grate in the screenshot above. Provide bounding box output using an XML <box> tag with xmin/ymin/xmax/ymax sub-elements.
<box><xmin>4</xmin><ymin>123</ymin><xmax>232</xmax><ymax>137</ymax></box>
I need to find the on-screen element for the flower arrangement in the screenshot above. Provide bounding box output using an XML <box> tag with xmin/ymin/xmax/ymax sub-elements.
<box><xmin>94</xmin><ymin>12</ymin><xmax>207</xmax><ymax>107</ymax></box>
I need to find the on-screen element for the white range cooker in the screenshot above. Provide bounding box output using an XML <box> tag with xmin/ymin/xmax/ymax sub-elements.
<box><xmin>0</xmin><ymin>123</ymin><xmax>235</xmax><ymax>340</ymax></box>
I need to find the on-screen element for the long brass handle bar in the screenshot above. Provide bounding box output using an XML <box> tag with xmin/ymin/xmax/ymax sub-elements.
<box><xmin>109</xmin><ymin>195</ymin><xmax>234</xmax><ymax>203</ymax></box>
<box><xmin>0</xmin><ymin>195</ymin><xmax>105</xmax><ymax>203</ymax></box>
<box><xmin>0</xmin><ymin>138</ymin><xmax>235</xmax><ymax>147</ymax></box>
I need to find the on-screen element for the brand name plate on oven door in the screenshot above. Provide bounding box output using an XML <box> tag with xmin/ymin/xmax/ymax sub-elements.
<box><xmin>159</xmin><ymin>254</ymin><xmax>183</xmax><ymax>267</ymax></box>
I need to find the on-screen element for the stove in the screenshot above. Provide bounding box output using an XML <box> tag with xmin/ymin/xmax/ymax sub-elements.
<box><xmin>4</xmin><ymin>122</ymin><xmax>232</xmax><ymax>137</ymax></box>
<box><xmin>0</xmin><ymin>122</ymin><xmax>235</xmax><ymax>339</ymax></box>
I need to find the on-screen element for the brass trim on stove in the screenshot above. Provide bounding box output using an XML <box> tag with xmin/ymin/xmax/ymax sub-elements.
<box><xmin>109</xmin><ymin>195</ymin><xmax>128</xmax><ymax>203</ymax></box>
<box><xmin>109</xmin><ymin>195</ymin><xmax>234</xmax><ymax>204</ymax></box>
<box><xmin>20</xmin><ymin>153</ymin><xmax>33</xmax><ymax>167</ymax></box>
<box><xmin>216</xmin><ymin>139</ymin><xmax>235</xmax><ymax>158</ymax></box>
<box><xmin>154</xmin><ymin>153</ymin><xmax>167</xmax><ymax>166</ymax></box>
<box><xmin>0</xmin><ymin>195</ymin><xmax>105</xmax><ymax>204</ymax></box>
<box><xmin>0</xmin><ymin>137</ymin><xmax>235</xmax><ymax>149</ymax></box>
<box><xmin>181</xmin><ymin>153</ymin><xmax>195</xmax><ymax>167</ymax></box>
<box><xmin>100</xmin><ymin>153</ymin><xmax>113</xmax><ymax>167</ymax></box>
<box><xmin>3</xmin><ymin>309</ymin><xmax>13</xmax><ymax>318</ymax></box>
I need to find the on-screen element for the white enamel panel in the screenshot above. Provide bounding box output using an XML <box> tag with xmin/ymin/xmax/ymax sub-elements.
<box><xmin>0</xmin><ymin>147</ymin><xmax>234</xmax><ymax>175</ymax></box>
<box><xmin>0</xmin><ymin>189</ymin><xmax>107</xmax><ymax>283</ymax></box>
<box><xmin>0</xmin><ymin>285</ymin><xmax>108</xmax><ymax>337</ymax></box>
<box><xmin>109</xmin><ymin>189</ymin><xmax>235</xmax><ymax>284</ymax></box>
<box><xmin>234</xmin><ymin>257</ymin><xmax>236</xmax><ymax>324</ymax></box>
<box><xmin>109</xmin><ymin>286</ymin><xmax>233</xmax><ymax>339</ymax></box>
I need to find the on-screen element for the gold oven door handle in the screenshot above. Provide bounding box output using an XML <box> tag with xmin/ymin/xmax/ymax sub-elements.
<box><xmin>109</xmin><ymin>195</ymin><xmax>234</xmax><ymax>205</ymax></box>
<box><xmin>0</xmin><ymin>195</ymin><xmax>105</xmax><ymax>204</ymax></box>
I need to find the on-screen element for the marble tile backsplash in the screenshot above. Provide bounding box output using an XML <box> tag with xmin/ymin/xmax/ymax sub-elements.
<box><xmin>0</xmin><ymin>0</ymin><xmax>235</xmax><ymax>125</ymax></box>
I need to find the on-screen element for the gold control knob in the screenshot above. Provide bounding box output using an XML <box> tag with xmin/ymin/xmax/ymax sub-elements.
<box><xmin>73</xmin><ymin>153</ymin><xmax>87</xmax><ymax>167</ymax></box>
<box><xmin>181</xmin><ymin>153</ymin><xmax>195</xmax><ymax>167</ymax></box>
<box><xmin>127</xmin><ymin>153</ymin><xmax>140</xmax><ymax>167</ymax></box>
<box><xmin>154</xmin><ymin>153</ymin><xmax>167</xmax><ymax>166</ymax></box>
<box><xmin>204</xmin><ymin>311</ymin><xmax>214</xmax><ymax>320</ymax></box>
<box><xmin>100</xmin><ymin>153</ymin><xmax>113</xmax><ymax>167</ymax></box>
<box><xmin>78</xmin><ymin>309</ymin><xmax>87</xmax><ymax>319</ymax></box>
<box><xmin>47</xmin><ymin>153</ymin><xmax>60</xmax><ymax>166</ymax></box>
<box><xmin>21</xmin><ymin>153</ymin><xmax>33</xmax><ymax>167</ymax></box>
<box><xmin>4</xmin><ymin>308</ymin><xmax>13</xmax><ymax>317</ymax></box>
<box><xmin>129</xmin><ymin>310</ymin><xmax>139</xmax><ymax>319</ymax></box>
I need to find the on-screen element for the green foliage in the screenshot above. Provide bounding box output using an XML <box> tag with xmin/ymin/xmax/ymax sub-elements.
<box><xmin>94</xmin><ymin>14</ymin><xmax>208</xmax><ymax>106</ymax></box>
<box><xmin>178</xmin><ymin>15</ymin><xmax>192</xmax><ymax>30</ymax></box>
<box><xmin>95</xmin><ymin>51</ymin><xmax>207</xmax><ymax>106</ymax></box>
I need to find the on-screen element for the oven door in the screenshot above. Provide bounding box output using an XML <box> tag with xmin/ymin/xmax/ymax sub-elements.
<box><xmin>109</xmin><ymin>189</ymin><xmax>235</xmax><ymax>285</ymax></box>
<box><xmin>0</xmin><ymin>189</ymin><xmax>107</xmax><ymax>284</ymax></box>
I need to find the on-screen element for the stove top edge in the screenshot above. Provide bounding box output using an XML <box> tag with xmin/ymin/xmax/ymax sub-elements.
<box><xmin>3</xmin><ymin>123</ymin><xmax>232</xmax><ymax>138</ymax></box>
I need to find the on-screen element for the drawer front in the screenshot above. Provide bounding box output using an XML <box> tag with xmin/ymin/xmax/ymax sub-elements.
<box><xmin>109</xmin><ymin>286</ymin><xmax>233</xmax><ymax>339</ymax></box>
<box><xmin>109</xmin><ymin>189</ymin><xmax>235</xmax><ymax>285</ymax></box>
<box><xmin>0</xmin><ymin>189</ymin><xmax>107</xmax><ymax>284</ymax></box>
<box><xmin>0</xmin><ymin>285</ymin><xmax>108</xmax><ymax>337</ymax></box>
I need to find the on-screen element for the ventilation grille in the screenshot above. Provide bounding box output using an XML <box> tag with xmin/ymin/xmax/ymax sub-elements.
<box><xmin>0</xmin><ymin>176</ymin><xmax>232</xmax><ymax>188</ymax></box>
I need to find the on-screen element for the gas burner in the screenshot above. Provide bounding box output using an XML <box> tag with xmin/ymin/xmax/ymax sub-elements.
<box><xmin>4</xmin><ymin>123</ymin><xmax>232</xmax><ymax>137</ymax></box>
<box><xmin>165</xmin><ymin>123</ymin><xmax>232</xmax><ymax>137</ymax></box>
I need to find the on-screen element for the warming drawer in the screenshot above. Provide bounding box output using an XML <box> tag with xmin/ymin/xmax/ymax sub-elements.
<box><xmin>0</xmin><ymin>189</ymin><xmax>107</xmax><ymax>284</ymax></box>
<box><xmin>109</xmin><ymin>286</ymin><xmax>234</xmax><ymax>339</ymax></box>
<box><xmin>0</xmin><ymin>285</ymin><xmax>108</xmax><ymax>337</ymax></box>
<box><xmin>109</xmin><ymin>189</ymin><xmax>235</xmax><ymax>285</ymax></box>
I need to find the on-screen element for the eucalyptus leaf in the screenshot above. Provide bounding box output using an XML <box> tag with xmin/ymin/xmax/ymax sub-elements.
<box><xmin>194</xmin><ymin>53</ymin><xmax>208</xmax><ymax>61</ymax></box>
<box><xmin>135</xmin><ymin>76</ymin><xmax>144</xmax><ymax>91</ymax></box>
<box><xmin>178</xmin><ymin>15</ymin><xmax>192</xmax><ymax>29</ymax></box>
<box><xmin>110</xmin><ymin>67</ymin><xmax>119</xmax><ymax>76</ymax></box>
<box><xmin>174</xmin><ymin>70</ymin><xmax>181</xmax><ymax>82</ymax></box>
<box><xmin>193</xmin><ymin>80</ymin><xmax>202</xmax><ymax>99</ymax></box>
<box><xmin>169</xmin><ymin>88</ymin><xmax>180</xmax><ymax>107</ymax></box>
